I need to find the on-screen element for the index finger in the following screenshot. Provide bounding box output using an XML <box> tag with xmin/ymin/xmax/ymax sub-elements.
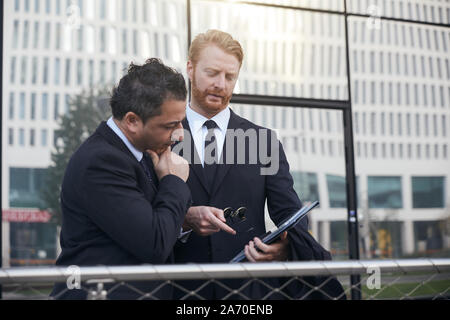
<box><xmin>208</xmin><ymin>215</ymin><xmax>236</xmax><ymax>235</ymax></box>
<box><xmin>209</xmin><ymin>207</ymin><xmax>226</xmax><ymax>223</ymax></box>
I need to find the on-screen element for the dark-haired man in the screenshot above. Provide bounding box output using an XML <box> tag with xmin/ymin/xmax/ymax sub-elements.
<box><xmin>50</xmin><ymin>58</ymin><xmax>192</xmax><ymax>299</ymax></box>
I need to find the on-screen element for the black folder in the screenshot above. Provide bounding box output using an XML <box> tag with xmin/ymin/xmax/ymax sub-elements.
<box><xmin>230</xmin><ymin>201</ymin><xmax>320</xmax><ymax>263</ymax></box>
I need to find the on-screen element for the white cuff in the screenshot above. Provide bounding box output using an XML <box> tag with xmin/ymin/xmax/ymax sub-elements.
<box><xmin>178</xmin><ymin>228</ymin><xmax>193</xmax><ymax>243</ymax></box>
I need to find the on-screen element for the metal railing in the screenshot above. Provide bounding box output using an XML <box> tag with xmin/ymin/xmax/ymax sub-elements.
<box><xmin>1</xmin><ymin>259</ymin><xmax>449</xmax><ymax>300</ymax></box>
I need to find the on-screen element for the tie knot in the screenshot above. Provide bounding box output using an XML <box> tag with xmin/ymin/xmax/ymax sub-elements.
<box><xmin>204</xmin><ymin>120</ymin><xmax>217</xmax><ymax>130</ymax></box>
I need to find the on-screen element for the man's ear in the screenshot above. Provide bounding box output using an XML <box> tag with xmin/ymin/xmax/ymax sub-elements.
<box><xmin>122</xmin><ymin>112</ymin><xmax>142</xmax><ymax>134</ymax></box>
<box><xmin>187</xmin><ymin>60</ymin><xmax>194</xmax><ymax>82</ymax></box>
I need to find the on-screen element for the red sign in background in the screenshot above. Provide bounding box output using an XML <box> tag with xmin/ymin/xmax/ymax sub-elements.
<box><xmin>2</xmin><ymin>209</ymin><xmax>51</xmax><ymax>223</ymax></box>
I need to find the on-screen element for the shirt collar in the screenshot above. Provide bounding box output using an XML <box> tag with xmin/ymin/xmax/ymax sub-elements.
<box><xmin>186</xmin><ymin>104</ymin><xmax>230</xmax><ymax>134</ymax></box>
<box><xmin>106</xmin><ymin>117</ymin><xmax>143</xmax><ymax>162</ymax></box>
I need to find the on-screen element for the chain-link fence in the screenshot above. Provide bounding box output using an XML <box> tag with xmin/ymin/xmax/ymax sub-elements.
<box><xmin>1</xmin><ymin>259</ymin><xmax>449</xmax><ymax>300</ymax></box>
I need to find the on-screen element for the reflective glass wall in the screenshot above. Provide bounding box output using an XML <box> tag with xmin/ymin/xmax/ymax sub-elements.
<box><xmin>2</xmin><ymin>0</ymin><xmax>450</xmax><ymax>267</ymax></box>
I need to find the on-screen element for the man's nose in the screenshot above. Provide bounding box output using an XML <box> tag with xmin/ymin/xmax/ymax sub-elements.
<box><xmin>213</xmin><ymin>74</ymin><xmax>226</xmax><ymax>89</ymax></box>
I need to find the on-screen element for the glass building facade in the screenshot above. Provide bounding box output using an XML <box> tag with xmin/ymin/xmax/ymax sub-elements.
<box><xmin>2</xmin><ymin>0</ymin><xmax>450</xmax><ymax>266</ymax></box>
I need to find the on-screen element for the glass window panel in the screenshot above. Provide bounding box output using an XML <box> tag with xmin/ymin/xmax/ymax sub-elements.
<box><xmin>30</xmin><ymin>129</ymin><xmax>35</xmax><ymax>146</ymax></box>
<box><xmin>327</xmin><ymin>174</ymin><xmax>347</xmax><ymax>208</ymax></box>
<box><xmin>231</xmin><ymin>104</ymin><xmax>346</xmax><ymax>257</ymax></box>
<box><xmin>192</xmin><ymin>0</ymin><xmax>347</xmax><ymax>99</ymax></box>
<box><xmin>368</xmin><ymin>176</ymin><xmax>402</xmax><ymax>209</ymax></box>
<box><xmin>42</xmin><ymin>93</ymin><xmax>48</xmax><ymax>120</ymax></box>
<box><xmin>237</xmin><ymin>0</ymin><xmax>343</xmax><ymax>11</ymax></box>
<box><xmin>41</xmin><ymin>129</ymin><xmax>48</xmax><ymax>147</ymax></box>
<box><xmin>412</xmin><ymin>177</ymin><xmax>445</xmax><ymax>208</ymax></box>
<box><xmin>12</xmin><ymin>20</ymin><xmax>19</xmax><ymax>49</ymax></box>
<box><xmin>30</xmin><ymin>93</ymin><xmax>36</xmax><ymax>120</ymax></box>
<box><xmin>292</xmin><ymin>172</ymin><xmax>320</xmax><ymax>205</ymax></box>
<box><xmin>9</xmin><ymin>92</ymin><xmax>15</xmax><ymax>120</ymax></box>
<box><xmin>9</xmin><ymin>128</ymin><xmax>14</xmax><ymax>146</ymax></box>
<box><xmin>348</xmin><ymin>0</ymin><xmax>448</xmax><ymax>24</ymax></box>
<box><xmin>9</xmin><ymin>168</ymin><xmax>48</xmax><ymax>208</ymax></box>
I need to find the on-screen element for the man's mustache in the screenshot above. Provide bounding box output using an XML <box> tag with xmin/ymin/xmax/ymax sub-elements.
<box><xmin>205</xmin><ymin>90</ymin><xmax>226</xmax><ymax>98</ymax></box>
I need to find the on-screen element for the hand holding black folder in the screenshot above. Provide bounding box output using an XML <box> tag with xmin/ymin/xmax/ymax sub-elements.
<box><xmin>230</xmin><ymin>201</ymin><xmax>320</xmax><ymax>263</ymax></box>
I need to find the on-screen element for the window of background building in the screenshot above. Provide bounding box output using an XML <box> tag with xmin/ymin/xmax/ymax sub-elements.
<box><xmin>330</xmin><ymin>221</ymin><xmax>347</xmax><ymax>259</ymax></box>
<box><xmin>381</xmin><ymin>143</ymin><xmax>386</xmax><ymax>158</ymax></box>
<box><xmin>30</xmin><ymin>93</ymin><xmax>36</xmax><ymax>120</ymax></box>
<box><xmin>327</xmin><ymin>174</ymin><xmax>346</xmax><ymax>208</ymax></box>
<box><xmin>54</xmin><ymin>58</ymin><xmax>60</xmax><ymax>85</ymax></box>
<box><xmin>54</xmin><ymin>94</ymin><xmax>59</xmax><ymax>120</ymax></box>
<box><xmin>368</xmin><ymin>176</ymin><xmax>402</xmax><ymax>209</ymax></box>
<box><xmin>415</xmin><ymin>113</ymin><xmax>421</xmax><ymax>136</ymax></box>
<box><xmin>12</xmin><ymin>20</ymin><xmax>19</xmax><ymax>49</ymax></box>
<box><xmin>42</xmin><ymin>93</ymin><xmax>48</xmax><ymax>120</ymax></box>
<box><xmin>55</xmin><ymin>23</ymin><xmax>61</xmax><ymax>50</ymax></box>
<box><xmin>18</xmin><ymin>128</ymin><xmax>25</xmax><ymax>146</ymax></box>
<box><xmin>76</xmin><ymin>59</ymin><xmax>83</xmax><ymax>85</ymax></box>
<box><xmin>10</xmin><ymin>56</ymin><xmax>16</xmax><ymax>84</ymax></box>
<box><xmin>414</xmin><ymin>221</ymin><xmax>444</xmax><ymax>253</ymax></box>
<box><xmin>292</xmin><ymin>172</ymin><xmax>320</xmax><ymax>205</ymax></box>
<box><xmin>29</xmin><ymin>129</ymin><xmax>35</xmax><ymax>147</ymax></box>
<box><xmin>19</xmin><ymin>93</ymin><xmax>26</xmax><ymax>119</ymax></box>
<box><xmin>9</xmin><ymin>92</ymin><xmax>15</xmax><ymax>120</ymax></box>
<box><xmin>9</xmin><ymin>128</ymin><xmax>14</xmax><ymax>146</ymax></box>
<box><xmin>412</xmin><ymin>176</ymin><xmax>445</xmax><ymax>208</ymax></box>
<box><xmin>22</xmin><ymin>20</ymin><xmax>29</xmax><ymax>49</ymax></box>
<box><xmin>43</xmin><ymin>58</ymin><xmax>49</xmax><ymax>85</ymax></box>
<box><xmin>41</xmin><ymin>129</ymin><xmax>48</xmax><ymax>147</ymax></box>
<box><xmin>20</xmin><ymin>57</ymin><xmax>27</xmax><ymax>84</ymax></box>
<box><xmin>88</xmin><ymin>60</ymin><xmax>94</xmax><ymax>86</ymax></box>
<box><xmin>44</xmin><ymin>22</ymin><xmax>51</xmax><ymax>49</ymax></box>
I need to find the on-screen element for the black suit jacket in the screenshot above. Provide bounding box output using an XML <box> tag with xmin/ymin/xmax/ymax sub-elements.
<box><xmin>173</xmin><ymin>109</ymin><xmax>345</xmax><ymax>299</ymax></box>
<box><xmin>51</xmin><ymin>121</ymin><xmax>191</xmax><ymax>299</ymax></box>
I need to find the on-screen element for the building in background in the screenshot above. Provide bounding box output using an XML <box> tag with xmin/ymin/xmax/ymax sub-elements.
<box><xmin>2</xmin><ymin>0</ymin><xmax>450</xmax><ymax>266</ymax></box>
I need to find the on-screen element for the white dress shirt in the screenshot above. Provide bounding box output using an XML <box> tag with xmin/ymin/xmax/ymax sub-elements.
<box><xmin>185</xmin><ymin>104</ymin><xmax>230</xmax><ymax>166</ymax></box>
<box><xmin>177</xmin><ymin>105</ymin><xmax>231</xmax><ymax>242</ymax></box>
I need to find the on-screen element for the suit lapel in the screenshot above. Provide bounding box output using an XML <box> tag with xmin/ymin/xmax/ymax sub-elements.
<box><xmin>179</xmin><ymin>118</ymin><xmax>210</xmax><ymax>195</ymax></box>
<box><xmin>209</xmin><ymin>109</ymin><xmax>244</xmax><ymax>197</ymax></box>
<box><xmin>180</xmin><ymin>110</ymin><xmax>245</xmax><ymax>198</ymax></box>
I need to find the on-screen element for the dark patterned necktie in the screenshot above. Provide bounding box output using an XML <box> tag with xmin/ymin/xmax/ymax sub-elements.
<box><xmin>203</xmin><ymin>120</ymin><xmax>218</xmax><ymax>190</ymax></box>
<box><xmin>139</xmin><ymin>153</ymin><xmax>153</xmax><ymax>183</ymax></box>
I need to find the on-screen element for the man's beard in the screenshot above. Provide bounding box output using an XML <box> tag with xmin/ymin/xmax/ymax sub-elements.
<box><xmin>191</xmin><ymin>75</ymin><xmax>232</xmax><ymax>115</ymax></box>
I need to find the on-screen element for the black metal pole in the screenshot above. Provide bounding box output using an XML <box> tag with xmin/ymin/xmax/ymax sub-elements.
<box><xmin>0</xmin><ymin>0</ymin><xmax>4</xmax><ymax>300</ymax></box>
<box><xmin>231</xmin><ymin>94</ymin><xmax>349</xmax><ymax>110</ymax></box>
<box><xmin>343</xmin><ymin>0</ymin><xmax>361</xmax><ymax>300</ymax></box>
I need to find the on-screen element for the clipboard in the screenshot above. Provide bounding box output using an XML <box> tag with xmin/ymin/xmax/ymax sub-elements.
<box><xmin>229</xmin><ymin>201</ymin><xmax>320</xmax><ymax>263</ymax></box>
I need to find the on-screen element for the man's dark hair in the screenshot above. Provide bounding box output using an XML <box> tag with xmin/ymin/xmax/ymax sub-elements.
<box><xmin>110</xmin><ymin>58</ymin><xmax>187</xmax><ymax>123</ymax></box>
